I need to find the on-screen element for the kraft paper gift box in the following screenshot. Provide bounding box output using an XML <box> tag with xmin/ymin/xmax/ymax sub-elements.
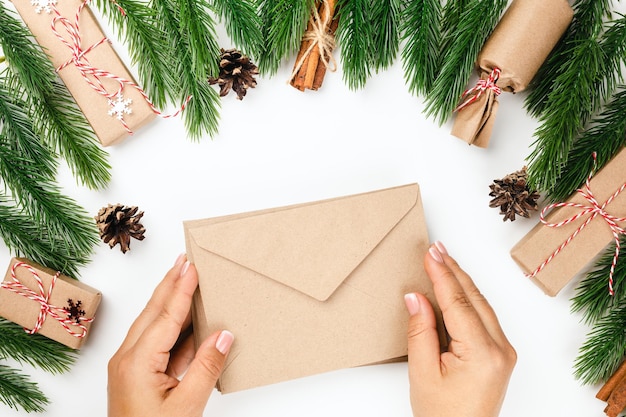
<box><xmin>184</xmin><ymin>184</ymin><xmax>444</xmax><ymax>393</ymax></box>
<box><xmin>511</xmin><ymin>148</ymin><xmax>626</xmax><ymax>297</ymax></box>
<box><xmin>0</xmin><ymin>258</ymin><xmax>101</xmax><ymax>349</ymax></box>
<box><xmin>451</xmin><ymin>0</ymin><xmax>573</xmax><ymax>147</ymax></box>
<box><xmin>12</xmin><ymin>0</ymin><xmax>156</xmax><ymax>146</ymax></box>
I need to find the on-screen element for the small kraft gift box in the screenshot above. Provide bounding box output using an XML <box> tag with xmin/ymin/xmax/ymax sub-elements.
<box><xmin>511</xmin><ymin>149</ymin><xmax>626</xmax><ymax>296</ymax></box>
<box><xmin>11</xmin><ymin>0</ymin><xmax>156</xmax><ymax>146</ymax></box>
<box><xmin>0</xmin><ymin>258</ymin><xmax>101</xmax><ymax>349</ymax></box>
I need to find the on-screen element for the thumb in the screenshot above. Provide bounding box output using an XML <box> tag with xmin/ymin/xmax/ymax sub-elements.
<box><xmin>405</xmin><ymin>293</ymin><xmax>441</xmax><ymax>379</ymax></box>
<box><xmin>170</xmin><ymin>330</ymin><xmax>234</xmax><ymax>413</ymax></box>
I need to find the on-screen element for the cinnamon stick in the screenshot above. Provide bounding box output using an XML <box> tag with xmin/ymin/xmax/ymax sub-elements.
<box><xmin>605</xmin><ymin>377</ymin><xmax>626</xmax><ymax>417</ymax></box>
<box><xmin>312</xmin><ymin>15</ymin><xmax>339</xmax><ymax>90</ymax></box>
<box><xmin>289</xmin><ymin>0</ymin><xmax>337</xmax><ymax>91</ymax></box>
<box><xmin>598</xmin><ymin>360</ymin><xmax>626</xmax><ymax>401</ymax></box>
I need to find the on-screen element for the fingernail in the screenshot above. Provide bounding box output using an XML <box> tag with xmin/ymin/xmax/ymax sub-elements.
<box><xmin>180</xmin><ymin>261</ymin><xmax>190</xmax><ymax>278</ymax></box>
<box><xmin>174</xmin><ymin>253</ymin><xmax>186</xmax><ymax>266</ymax></box>
<box><xmin>216</xmin><ymin>330</ymin><xmax>234</xmax><ymax>355</ymax></box>
<box><xmin>429</xmin><ymin>246</ymin><xmax>444</xmax><ymax>263</ymax></box>
<box><xmin>434</xmin><ymin>241</ymin><xmax>448</xmax><ymax>256</ymax></box>
<box><xmin>404</xmin><ymin>293</ymin><xmax>420</xmax><ymax>316</ymax></box>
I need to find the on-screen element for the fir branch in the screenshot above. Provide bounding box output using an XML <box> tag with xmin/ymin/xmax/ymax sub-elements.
<box><xmin>527</xmin><ymin>15</ymin><xmax>626</xmax><ymax>194</ymax></box>
<box><xmin>369</xmin><ymin>0</ymin><xmax>401</xmax><ymax>72</ymax></box>
<box><xmin>574</xmin><ymin>300</ymin><xmax>626</xmax><ymax>385</ymax></box>
<box><xmin>0</xmin><ymin>364</ymin><xmax>48</xmax><ymax>413</ymax></box>
<box><xmin>0</xmin><ymin>4</ymin><xmax>110</xmax><ymax>190</ymax></box>
<box><xmin>0</xmin><ymin>196</ymin><xmax>85</xmax><ymax>276</ymax></box>
<box><xmin>93</xmin><ymin>0</ymin><xmax>175</xmax><ymax>108</ymax></box>
<box><xmin>0</xmin><ymin>81</ymin><xmax>97</xmax><ymax>270</ymax></box>
<box><xmin>572</xmin><ymin>236</ymin><xmax>626</xmax><ymax>324</ymax></box>
<box><xmin>258</xmin><ymin>0</ymin><xmax>313</xmax><ymax>75</ymax></box>
<box><xmin>336</xmin><ymin>0</ymin><xmax>373</xmax><ymax>90</ymax></box>
<box><xmin>153</xmin><ymin>0</ymin><xmax>220</xmax><ymax>139</ymax></box>
<box><xmin>177</xmin><ymin>0</ymin><xmax>221</xmax><ymax>79</ymax></box>
<box><xmin>525</xmin><ymin>0</ymin><xmax>613</xmax><ymax>118</ymax></box>
<box><xmin>438</xmin><ymin>0</ymin><xmax>470</xmax><ymax>54</ymax></box>
<box><xmin>0</xmin><ymin>319</ymin><xmax>76</xmax><ymax>375</ymax></box>
<box><xmin>550</xmin><ymin>88</ymin><xmax>626</xmax><ymax>202</ymax></box>
<box><xmin>400</xmin><ymin>0</ymin><xmax>442</xmax><ymax>95</ymax></box>
<box><xmin>210</xmin><ymin>0</ymin><xmax>264</xmax><ymax>59</ymax></box>
<box><xmin>424</xmin><ymin>0</ymin><xmax>507</xmax><ymax>125</ymax></box>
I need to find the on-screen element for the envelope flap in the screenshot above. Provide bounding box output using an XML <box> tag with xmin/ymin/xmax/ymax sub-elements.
<box><xmin>189</xmin><ymin>184</ymin><xmax>420</xmax><ymax>301</ymax></box>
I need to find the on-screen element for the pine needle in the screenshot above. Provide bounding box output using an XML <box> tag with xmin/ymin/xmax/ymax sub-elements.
<box><xmin>0</xmin><ymin>196</ymin><xmax>86</xmax><ymax>276</ymax></box>
<box><xmin>0</xmin><ymin>364</ymin><xmax>48</xmax><ymax>413</ymax></box>
<box><xmin>574</xmin><ymin>300</ymin><xmax>626</xmax><ymax>385</ymax></box>
<box><xmin>550</xmin><ymin>87</ymin><xmax>626</xmax><ymax>203</ymax></box>
<box><xmin>572</xmin><ymin>236</ymin><xmax>626</xmax><ymax>324</ymax></box>
<box><xmin>258</xmin><ymin>0</ymin><xmax>313</xmax><ymax>75</ymax></box>
<box><xmin>424</xmin><ymin>0</ymin><xmax>507</xmax><ymax>125</ymax></box>
<box><xmin>527</xmin><ymin>15</ymin><xmax>626</xmax><ymax>193</ymax></box>
<box><xmin>369</xmin><ymin>0</ymin><xmax>401</xmax><ymax>72</ymax></box>
<box><xmin>153</xmin><ymin>0</ymin><xmax>220</xmax><ymax>139</ymax></box>
<box><xmin>400</xmin><ymin>0</ymin><xmax>442</xmax><ymax>95</ymax></box>
<box><xmin>336</xmin><ymin>0</ymin><xmax>373</xmax><ymax>90</ymax></box>
<box><xmin>0</xmin><ymin>320</ymin><xmax>76</xmax><ymax>375</ymax></box>
<box><xmin>525</xmin><ymin>0</ymin><xmax>613</xmax><ymax>118</ymax></box>
<box><xmin>0</xmin><ymin>4</ymin><xmax>110</xmax><ymax>190</ymax></box>
<box><xmin>0</xmin><ymin>81</ymin><xmax>97</xmax><ymax>272</ymax></box>
<box><xmin>210</xmin><ymin>0</ymin><xmax>264</xmax><ymax>59</ymax></box>
<box><xmin>94</xmin><ymin>0</ymin><xmax>175</xmax><ymax>108</ymax></box>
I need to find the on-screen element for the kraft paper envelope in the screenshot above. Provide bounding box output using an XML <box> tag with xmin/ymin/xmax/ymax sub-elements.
<box><xmin>184</xmin><ymin>184</ymin><xmax>443</xmax><ymax>393</ymax></box>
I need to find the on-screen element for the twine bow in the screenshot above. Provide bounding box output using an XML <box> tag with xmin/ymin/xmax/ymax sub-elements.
<box><xmin>289</xmin><ymin>0</ymin><xmax>337</xmax><ymax>80</ymax></box>
<box><xmin>50</xmin><ymin>0</ymin><xmax>190</xmax><ymax>134</ymax></box>
<box><xmin>1</xmin><ymin>262</ymin><xmax>94</xmax><ymax>337</ymax></box>
<box><xmin>455</xmin><ymin>67</ymin><xmax>502</xmax><ymax>112</ymax></box>
<box><xmin>527</xmin><ymin>153</ymin><xmax>626</xmax><ymax>296</ymax></box>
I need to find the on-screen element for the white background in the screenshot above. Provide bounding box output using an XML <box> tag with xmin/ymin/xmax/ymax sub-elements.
<box><xmin>1</xmin><ymin>1</ymin><xmax>619</xmax><ymax>415</ymax></box>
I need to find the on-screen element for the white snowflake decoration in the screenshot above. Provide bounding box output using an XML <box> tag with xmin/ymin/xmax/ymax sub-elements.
<box><xmin>31</xmin><ymin>0</ymin><xmax>57</xmax><ymax>14</ymax></box>
<box><xmin>108</xmin><ymin>95</ymin><xmax>133</xmax><ymax>121</ymax></box>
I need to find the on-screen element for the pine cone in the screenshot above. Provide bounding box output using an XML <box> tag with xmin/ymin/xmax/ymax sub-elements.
<box><xmin>489</xmin><ymin>167</ymin><xmax>540</xmax><ymax>222</ymax></box>
<box><xmin>209</xmin><ymin>48</ymin><xmax>259</xmax><ymax>100</ymax></box>
<box><xmin>95</xmin><ymin>204</ymin><xmax>145</xmax><ymax>253</ymax></box>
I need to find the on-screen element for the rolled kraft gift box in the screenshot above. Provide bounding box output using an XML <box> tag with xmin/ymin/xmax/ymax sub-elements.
<box><xmin>451</xmin><ymin>0</ymin><xmax>573</xmax><ymax>147</ymax></box>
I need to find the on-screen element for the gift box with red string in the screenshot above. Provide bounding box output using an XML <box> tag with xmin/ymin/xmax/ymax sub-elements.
<box><xmin>0</xmin><ymin>258</ymin><xmax>101</xmax><ymax>349</ymax></box>
<box><xmin>11</xmin><ymin>0</ymin><xmax>156</xmax><ymax>146</ymax></box>
<box><xmin>511</xmin><ymin>149</ymin><xmax>626</xmax><ymax>296</ymax></box>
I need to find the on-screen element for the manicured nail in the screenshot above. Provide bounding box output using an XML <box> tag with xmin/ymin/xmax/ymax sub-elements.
<box><xmin>429</xmin><ymin>246</ymin><xmax>444</xmax><ymax>263</ymax></box>
<box><xmin>174</xmin><ymin>253</ymin><xmax>186</xmax><ymax>266</ymax></box>
<box><xmin>434</xmin><ymin>241</ymin><xmax>448</xmax><ymax>256</ymax></box>
<box><xmin>216</xmin><ymin>330</ymin><xmax>234</xmax><ymax>355</ymax></box>
<box><xmin>404</xmin><ymin>293</ymin><xmax>420</xmax><ymax>316</ymax></box>
<box><xmin>180</xmin><ymin>261</ymin><xmax>190</xmax><ymax>278</ymax></box>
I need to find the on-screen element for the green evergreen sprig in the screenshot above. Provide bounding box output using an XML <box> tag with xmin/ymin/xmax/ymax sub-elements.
<box><xmin>0</xmin><ymin>4</ymin><xmax>110</xmax><ymax>190</ymax></box>
<box><xmin>572</xmin><ymin>236</ymin><xmax>626</xmax><ymax>324</ymax></box>
<box><xmin>0</xmin><ymin>364</ymin><xmax>48</xmax><ymax>413</ymax></box>
<box><xmin>424</xmin><ymin>0</ymin><xmax>507</xmax><ymax>125</ymax></box>
<box><xmin>574</xmin><ymin>299</ymin><xmax>626</xmax><ymax>385</ymax></box>
<box><xmin>152</xmin><ymin>0</ymin><xmax>221</xmax><ymax>139</ymax></box>
<box><xmin>400</xmin><ymin>0</ymin><xmax>442</xmax><ymax>95</ymax></box>
<box><xmin>210</xmin><ymin>0</ymin><xmax>264</xmax><ymax>59</ymax></box>
<box><xmin>336</xmin><ymin>0</ymin><xmax>373</xmax><ymax>90</ymax></box>
<box><xmin>258</xmin><ymin>0</ymin><xmax>313</xmax><ymax>75</ymax></box>
<box><xmin>369</xmin><ymin>0</ymin><xmax>401</xmax><ymax>73</ymax></box>
<box><xmin>526</xmin><ymin>14</ymin><xmax>626</xmax><ymax>194</ymax></box>
<box><xmin>549</xmin><ymin>88</ymin><xmax>626</xmax><ymax>203</ymax></box>
<box><xmin>0</xmin><ymin>320</ymin><xmax>76</xmax><ymax>375</ymax></box>
<box><xmin>525</xmin><ymin>0</ymin><xmax>614</xmax><ymax>118</ymax></box>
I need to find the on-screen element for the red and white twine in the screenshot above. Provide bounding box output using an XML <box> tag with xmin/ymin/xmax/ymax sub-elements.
<box><xmin>526</xmin><ymin>153</ymin><xmax>626</xmax><ymax>296</ymax></box>
<box><xmin>455</xmin><ymin>67</ymin><xmax>502</xmax><ymax>112</ymax></box>
<box><xmin>1</xmin><ymin>261</ymin><xmax>94</xmax><ymax>338</ymax></box>
<box><xmin>50</xmin><ymin>0</ymin><xmax>190</xmax><ymax>134</ymax></box>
